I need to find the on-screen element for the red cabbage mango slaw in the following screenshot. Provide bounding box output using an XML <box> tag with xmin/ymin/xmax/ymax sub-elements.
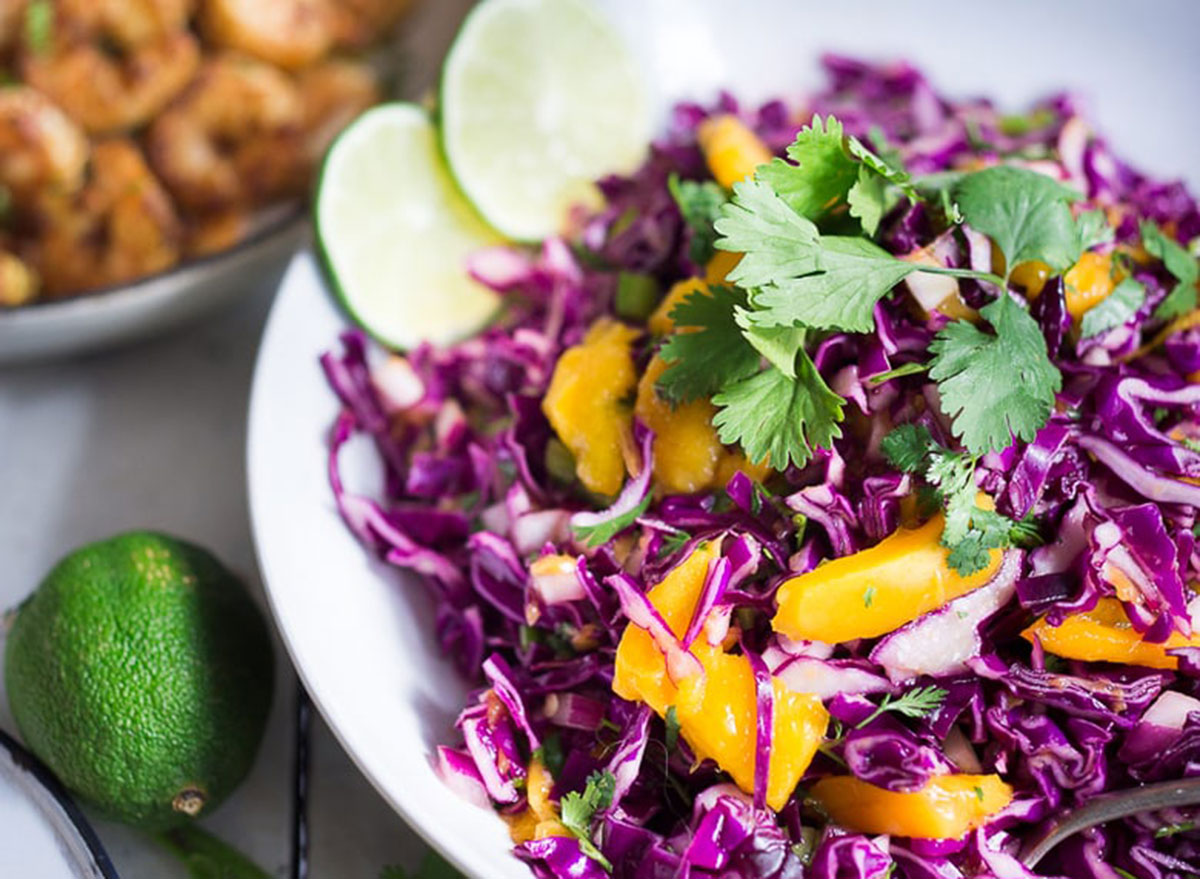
<box><xmin>323</xmin><ymin>56</ymin><xmax>1200</xmax><ymax>879</ymax></box>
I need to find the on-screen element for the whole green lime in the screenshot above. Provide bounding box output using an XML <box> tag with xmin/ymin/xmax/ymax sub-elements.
<box><xmin>4</xmin><ymin>532</ymin><xmax>274</xmax><ymax>829</ymax></box>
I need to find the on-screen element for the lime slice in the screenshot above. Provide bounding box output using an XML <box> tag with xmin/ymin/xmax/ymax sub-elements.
<box><xmin>440</xmin><ymin>0</ymin><xmax>650</xmax><ymax>242</ymax></box>
<box><xmin>315</xmin><ymin>103</ymin><xmax>503</xmax><ymax>350</ymax></box>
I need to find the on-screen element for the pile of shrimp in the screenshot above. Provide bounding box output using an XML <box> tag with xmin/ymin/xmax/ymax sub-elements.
<box><xmin>0</xmin><ymin>0</ymin><xmax>408</xmax><ymax>305</ymax></box>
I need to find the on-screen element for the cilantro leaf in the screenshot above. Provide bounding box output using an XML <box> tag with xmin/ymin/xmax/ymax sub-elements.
<box><xmin>712</xmin><ymin>350</ymin><xmax>844</xmax><ymax>469</ymax></box>
<box><xmin>23</xmin><ymin>0</ymin><xmax>53</xmax><ymax>55</ymax></box>
<box><xmin>657</xmin><ymin>286</ymin><xmax>759</xmax><ymax>403</ymax></box>
<box><xmin>1080</xmin><ymin>277</ymin><xmax>1146</xmax><ymax>338</ymax></box>
<box><xmin>1143</xmin><ymin>221</ymin><xmax>1200</xmax><ymax>319</ymax></box>
<box><xmin>716</xmin><ymin>179</ymin><xmax>821</xmax><ymax>289</ymax></box>
<box><xmin>847</xmin><ymin>164</ymin><xmax>889</xmax><ymax>237</ymax></box>
<box><xmin>846</xmin><ymin>135</ymin><xmax>921</xmax><ymax>205</ymax></box>
<box><xmin>571</xmin><ymin>494</ymin><xmax>651</xmax><ymax>548</ymax></box>
<box><xmin>560</xmin><ymin>771</ymin><xmax>616</xmax><ymax>871</ymax></box>
<box><xmin>881</xmin><ymin>423</ymin><xmax>1036</xmax><ymax>575</ymax></box>
<box><xmin>929</xmin><ymin>293</ymin><xmax>1062</xmax><ymax>455</ymax></box>
<box><xmin>1074</xmin><ymin>208</ymin><xmax>1115</xmax><ymax>252</ymax></box>
<box><xmin>954</xmin><ymin>166</ymin><xmax>1083</xmax><ymax>272</ymax></box>
<box><xmin>668</xmin><ymin>174</ymin><xmax>728</xmax><ymax>265</ymax></box>
<box><xmin>880</xmin><ymin>423</ymin><xmax>937</xmax><ymax>474</ymax></box>
<box><xmin>757</xmin><ymin>115</ymin><xmax>859</xmax><ymax>220</ymax></box>
<box><xmin>747</xmin><ymin>234</ymin><xmax>920</xmax><ymax>333</ymax></box>
<box><xmin>380</xmin><ymin>853</ymin><xmax>463</xmax><ymax>879</ymax></box>
<box><xmin>733</xmin><ymin>307</ymin><xmax>806</xmax><ymax>378</ymax></box>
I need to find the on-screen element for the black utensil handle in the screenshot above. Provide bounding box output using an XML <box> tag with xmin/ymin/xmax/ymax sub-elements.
<box><xmin>291</xmin><ymin>683</ymin><xmax>312</xmax><ymax>879</ymax></box>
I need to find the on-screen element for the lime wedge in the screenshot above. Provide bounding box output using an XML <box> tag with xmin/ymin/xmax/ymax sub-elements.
<box><xmin>315</xmin><ymin>103</ymin><xmax>503</xmax><ymax>350</ymax></box>
<box><xmin>440</xmin><ymin>0</ymin><xmax>650</xmax><ymax>242</ymax></box>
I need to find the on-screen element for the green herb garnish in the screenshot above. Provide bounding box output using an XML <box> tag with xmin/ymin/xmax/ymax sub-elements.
<box><xmin>560</xmin><ymin>771</ymin><xmax>616</xmax><ymax>871</ymax></box>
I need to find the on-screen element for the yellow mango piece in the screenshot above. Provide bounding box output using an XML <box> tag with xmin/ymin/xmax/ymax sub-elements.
<box><xmin>705</xmin><ymin>250</ymin><xmax>742</xmax><ymax>285</ymax></box>
<box><xmin>1010</xmin><ymin>260</ymin><xmax>1052</xmax><ymax>299</ymax></box>
<box><xmin>712</xmin><ymin>450</ymin><xmax>772</xmax><ymax>489</ymax></box>
<box><xmin>697</xmin><ymin>114</ymin><xmax>773</xmax><ymax>189</ymax></box>
<box><xmin>1023</xmin><ymin>597</ymin><xmax>1200</xmax><ymax>670</ymax></box>
<box><xmin>614</xmin><ymin>542</ymin><xmax>828</xmax><ymax>811</ymax></box>
<box><xmin>772</xmin><ymin>516</ymin><xmax>1003</xmax><ymax>643</ymax></box>
<box><xmin>542</xmin><ymin>319</ymin><xmax>639</xmax><ymax>495</ymax></box>
<box><xmin>506</xmin><ymin>757</ymin><xmax>567</xmax><ymax>843</ymax></box>
<box><xmin>1064</xmin><ymin>251</ymin><xmax>1117</xmax><ymax>319</ymax></box>
<box><xmin>811</xmin><ymin>774</ymin><xmax>1013</xmax><ymax>840</ymax></box>
<box><xmin>635</xmin><ymin>356</ymin><xmax>724</xmax><ymax>494</ymax></box>
<box><xmin>649</xmin><ymin>278</ymin><xmax>707</xmax><ymax>335</ymax></box>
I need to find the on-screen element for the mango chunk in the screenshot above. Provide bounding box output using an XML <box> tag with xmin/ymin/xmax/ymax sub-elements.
<box><xmin>649</xmin><ymin>278</ymin><xmax>707</xmax><ymax>336</ymax></box>
<box><xmin>811</xmin><ymin>774</ymin><xmax>1012</xmax><ymax>840</ymax></box>
<box><xmin>505</xmin><ymin>757</ymin><xmax>568</xmax><ymax>843</ymax></box>
<box><xmin>705</xmin><ymin>250</ymin><xmax>742</xmax><ymax>285</ymax></box>
<box><xmin>772</xmin><ymin>516</ymin><xmax>1003</xmax><ymax>643</ymax></box>
<box><xmin>635</xmin><ymin>356</ymin><xmax>724</xmax><ymax>494</ymax></box>
<box><xmin>697</xmin><ymin>114</ymin><xmax>773</xmax><ymax>189</ymax></box>
<box><xmin>614</xmin><ymin>543</ymin><xmax>828</xmax><ymax>811</ymax></box>
<box><xmin>542</xmin><ymin>319</ymin><xmax>639</xmax><ymax>495</ymax></box>
<box><xmin>1064</xmin><ymin>251</ymin><xmax>1118</xmax><ymax>319</ymax></box>
<box><xmin>1023</xmin><ymin>597</ymin><xmax>1200</xmax><ymax>670</ymax></box>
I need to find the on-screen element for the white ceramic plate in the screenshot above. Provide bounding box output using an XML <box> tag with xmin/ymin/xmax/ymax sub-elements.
<box><xmin>0</xmin><ymin>206</ymin><xmax>307</xmax><ymax>366</ymax></box>
<box><xmin>247</xmin><ymin>3</ymin><xmax>1200</xmax><ymax>878</ymax></box>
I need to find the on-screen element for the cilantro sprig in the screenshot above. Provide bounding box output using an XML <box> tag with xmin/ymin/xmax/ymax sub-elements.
<box><xmin>560</xmin><ymin>771</ymin><xmax>616</xmax><ymax>871</ymax></box>
<box><xmin>653</xmin><ymin>113</ymin><xmax>1100</xmax><ymax>474</ymax></box>
<box><xmin>1143</xmin><ymin>221</ymin><xmax>1200</xmax><ymax>320</ymax></box>
<box><xmin>882</xmin><ymin>423</ymin><xmax>1041</xmax><ymax>575</ymax></box>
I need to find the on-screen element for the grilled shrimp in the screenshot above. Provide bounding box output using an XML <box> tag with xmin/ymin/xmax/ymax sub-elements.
<box><xmin>58</xmin><ymin>0</ymin><xmax>195</xmax><ymax>48</ymax></box>
<box><xmin>296</xmin><ymin>58</ymin><xmax>378</xmax><ymax>163</ymax></box>
<box><xmin>199</xmin><ymin>0</ymin><xmax>330</xmax><ymax>70</ymax></box>
<box><xmin>22</xmin><ymin>29</ymin><xmax>201</xmax><ymax>134</ymax></box>
<box><xmin>147</xmin><ymin>54</ymin><xmax>306</xmax><ymax>213</ymax></box>
<box><xmin>34</xmin><ymin>139</ymin><xmax>182</xmax><ymax>295</ymax></box>
<box><xmin>0</xmin><ymin>86</ymin><xmax>88</xmax><ymax>198</ymax></box>
<box><xmin>327</xmin><ymin>0</ymin><xmax>412</xmax><ymax>50</ymax></box>
<box><xmin>0</xmin><ymin>248</ymin><xmax>38</xmax><ymax>306</ymax></box>
<box><xmin>0</xmin><ymin>0</ymin><xmax>27</xmax><ymax>56</ymax></box>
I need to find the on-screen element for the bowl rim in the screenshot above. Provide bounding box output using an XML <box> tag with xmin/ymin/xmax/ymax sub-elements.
<box><xmin>0</xmin><ymin>202</ymin><xmax>308</xmax><ymax>318</ymax></box>
<box><xmin>0</xmin><ymin>728</ymin><xmax>120</xmax><ymax>879</ymax></box>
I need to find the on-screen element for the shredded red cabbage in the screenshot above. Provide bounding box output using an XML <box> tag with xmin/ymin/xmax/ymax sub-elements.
<box><xmin>324</xmin><ymin>56</ymin><xmax>1200</xmax><ymax>879</ymax></box>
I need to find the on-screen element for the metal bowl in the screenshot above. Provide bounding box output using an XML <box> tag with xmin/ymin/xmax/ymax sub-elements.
<box><xmin>0</xmin><ymin>204</ymin><xmax>308</xmax><ymax>366</ymax></box>
<box><xmin>0</xmin><ymin>728</ymin><xmax>118</xmax><ymax>878</ymax></box>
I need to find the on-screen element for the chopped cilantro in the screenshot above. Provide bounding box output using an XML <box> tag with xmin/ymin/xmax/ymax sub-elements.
<box><xmin>560</xmin><ymin>771</ymin><xmax>616</xmax><ymax>871</ymax></box>
<box><xmin>881</xmin><ymin>423</ymin><xmax>1036</xmax><ymax>575</ymax></box>
<box><xmin>1143</xmin><ymin>221</ymin><xmax>1200</xmax><ymax>319</ymax></box>
<box><xmin>1156</xmin><ymin>821</ymin><xmax>1195</xmax><ymax>838</ymax></box>
<box><xmin>664</xmin><ymin>706</ymin><xmax>680</xmax><ymax>752</ymax></box>
<box><xmin>857</xmin><ymin>685</ymin><xmax>948</xmax><ymax>728</ymax></box>
<box><xmin>953</xmin><ymin>166</ymin><xmax>1083</xmax><ymax>272</ymax></box>
<box><xmin>657</xmin><ymin>286</ymin><xmax>759</xmax><ymax>402</ymax></box>
<box><xmin>533</xmin><ymin>731</ymin><xmax>565</xmax><ymax>778</ymax></box>
<box><xmin>657</xmin><ymin>529</ymin><xmax>691</xmax><ymax>559</ymax></box>
<box><xmin>1080</xmin><ymin>277</ymin><xmax>1146</xmax><ymax>338</ymax></box>
<box><xmin>668</xmin><ymin>174</ymin><xmax>728</xmax><ymax>265</ymax></box>
<box><xmin>23</xmin><ymin>0</ymin><xmax>53</xmax><ymax>55</ymax></box>
<box><xmin>847</xmin><ymin>165</ymin><xmax>890</xmax><ymax>237</ymax></box>
<box><xmin>863</xmin><ymin>585</ymin><xmax>876</xmax><ymax>608</ymax></box>
<box><xmin>571</xmin><ymin>494</ymin><xmax>651</xmax><ymax>548</ymax></box>
<box><xmin>712</xmin><ymin>351</ymin><xmax>844</xmax><ymax>470</ymax></box>
<box><xmin>929</xmin><ymin>293</ymin><xmax>1062</xmax><ymax>455</ymax></box>
<box><xmin>614</xmin><ymin>272</ymin><xmax>660</xmax><ymax>321</ymax></box>
<box><xmin>973</xmin><ymin>785</ymin><xmax>985</xmax><ymax>802</ymax></box>
<box><xmin>1114</xmin><ymin>870</ymin><xmax>1138</xmax><ymax>879</ymax></box>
